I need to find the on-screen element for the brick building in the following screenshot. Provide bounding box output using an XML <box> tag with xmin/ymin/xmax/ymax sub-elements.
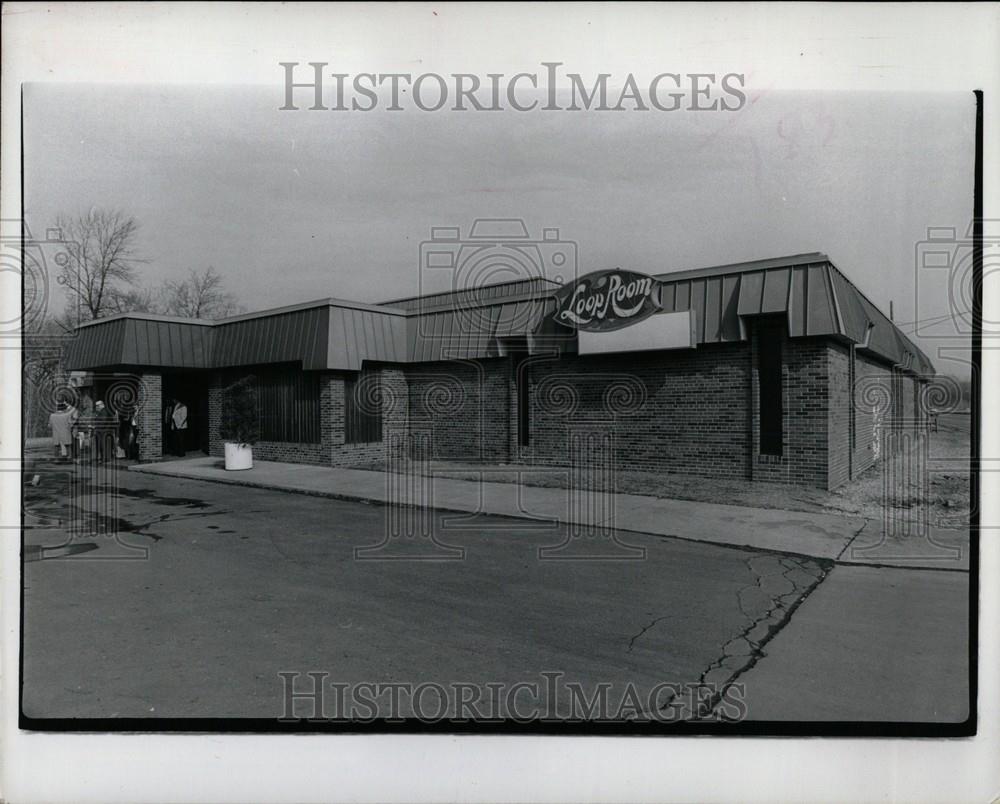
<box><xmin>64</xmin><ymin>253</ymin><xmax>933</xmax><ymax>489</ymax></box>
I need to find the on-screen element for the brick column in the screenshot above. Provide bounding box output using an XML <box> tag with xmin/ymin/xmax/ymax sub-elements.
<box><xmin>322</xmin><ymin>367</ymin><xmax>409</xmax><ymax>466</ymax></box>
<box><xmin>136</xmin><ymin>371</ymin><xmax>162</xmax><ymax>462</ymax></box>
<box><xmin>321</xmin><ymin>373</ymin><xmax>346</xmax><ymax>458</ymax></box>
<box><xmin>380</xmin><ymin>367</ymin><xmax>408</xmax><ymax>440</ymax></box>
<box><xmin>508</xmin><ymin>357</ymin><xmax>523</xmax><ymax>463</ymax></box>
<box><xmin>481</xmin><ymin>358</ymin><xmax>511</xmax><ymax>462</ymax></box>
<box><xmin>207</xmin><ymin>372</ymin><xmax>223</xmax><ymax>458</ymax></box>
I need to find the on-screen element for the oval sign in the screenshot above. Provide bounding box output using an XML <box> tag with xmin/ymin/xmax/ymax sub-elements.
<box><xmin>554</xmin><ymin>269</ymin><xmax>661</xmax><ymax>332</ymax></box>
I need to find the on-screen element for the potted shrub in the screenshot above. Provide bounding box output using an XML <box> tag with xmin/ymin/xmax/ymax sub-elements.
<box><xmin>219</xmin><ymin>375</ymin><xmax>259</xmax><ymax>470</ymax></box>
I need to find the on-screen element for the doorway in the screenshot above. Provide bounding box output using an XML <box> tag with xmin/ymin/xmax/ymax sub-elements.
<box><xmin>161</xmin><ymin>372</ymin><xmax>210</xmax><ymax>457</ymax></box>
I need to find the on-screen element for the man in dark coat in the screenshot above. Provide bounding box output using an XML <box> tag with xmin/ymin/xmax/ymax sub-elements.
<box><xmin>92</xmin><ymin>400</ymin><xmax>116</xmax><ymax>462</ymax></box>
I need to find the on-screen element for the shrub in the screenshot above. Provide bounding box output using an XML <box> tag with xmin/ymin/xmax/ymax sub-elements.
<box><xmin>219</xmin><ymin>375</ymin><xmax>259</xmax><ymax>446</ymax></box>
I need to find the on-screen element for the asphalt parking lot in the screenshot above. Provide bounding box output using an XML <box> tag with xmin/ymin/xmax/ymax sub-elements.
<box><xmin>20</xmin><ymin>457</ymin><xmax>970</xmax><ymax>724</ymax></box>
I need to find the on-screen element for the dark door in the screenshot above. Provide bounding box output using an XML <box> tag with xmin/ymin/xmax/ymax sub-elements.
<box><xmin>162</xmin><ymin>372</ymin><xmax>210</xmax><ymax>456</ymax></box>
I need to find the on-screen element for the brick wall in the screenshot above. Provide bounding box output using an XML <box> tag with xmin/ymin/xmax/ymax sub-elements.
<box><xmin>518</xmin><ymin>344</ymin><xmax>752</xmax><ymax>479</ymax></box>
<box><xmin>747</xmin><ymin>332</ymin><xmax>921</xmax><ymax>491</ymax></box>
<box><xmin>748</xmin><ymin>327</ymin><xmax>832</xmax><ymax>487</ymax></box>
<box><xmin>849</xmin><ymin>353</ymin><xmax>928</xmax><ymax>480</ymax></box>
<box><xmin>136</xmin><ymin>371</ymin><xmax>162</xmax><ymax>462</ymax></box>
<box><xmin>482</xmin><ymin>358</ymin><xmax>513</xmax><ymax>462</ymax></box>
<box><xmin>196</xmin><ymin>341</ymin><xmax>928</xmax><ymax>491</ymax></box>
<box><xmin>207</xmin><ymin>380</ymin><xmax>221</xmax><ymax>457</ymax></box>
<box><xmin>851</xmin><ymin>353</ymin><xmax>893</xmax><ymax>478</ymax></box>
<box><xmin>324</xmin><ymin>366</ymin><xmax>408</xmax><ymax>466</ymax></box>
<box><xmin>406</xmin><ymin>358</ymin><xmax>512</xmax><ymax>463</ymax></box>
<box><xmin>826</xmin><ymin>342</ymin><xmax>852</xmax><ymax>489</ymax></box>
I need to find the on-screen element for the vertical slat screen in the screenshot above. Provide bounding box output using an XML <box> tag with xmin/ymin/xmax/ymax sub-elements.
<box><xmin>239</xmin><ymin>364</ymin><xmax>321</xmax><ymax>443</ymax></box>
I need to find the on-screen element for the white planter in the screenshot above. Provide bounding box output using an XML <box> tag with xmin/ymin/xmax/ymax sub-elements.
<box><xmin>224</xmin><ymin>442</ymin><xmax>254</xmax><ymax>471</ymax></box>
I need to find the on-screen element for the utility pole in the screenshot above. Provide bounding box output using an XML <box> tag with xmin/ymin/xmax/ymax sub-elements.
<box><xmin>889</xmin><ymin>300</ymin><xmax>894</xmax><ymax>321</ymax></box>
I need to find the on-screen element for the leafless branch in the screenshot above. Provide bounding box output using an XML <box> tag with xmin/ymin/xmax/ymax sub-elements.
<box><xmin>56</xmin><ymin>208</ymin><xmax>146</xmax><ymax>320</ymax></box>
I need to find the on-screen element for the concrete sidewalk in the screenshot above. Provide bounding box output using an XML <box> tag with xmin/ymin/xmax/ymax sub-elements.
<box><xmin>129</xmin><ymin>456</ymin><xmax>968</xmax><ymax>568</ymax></box>
<box><xmin>732</xmin><ymin>564</ymin><xmax>970</xmax><ymax>722</ymax></box>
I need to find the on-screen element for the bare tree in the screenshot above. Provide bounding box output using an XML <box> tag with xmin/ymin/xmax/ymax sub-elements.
<box><xmin>23</xmin><ymin>319</ymin><xmax>70</xmax><ymax>437</ymax></box>
<box><xmin>56</xmin><ymin>209</ymin><xmax>144</xmax><ymax>321</ymax></box>
<box><xmin>106</xmin><ymin>286</ymin><xmax>160</xmax><ymax>315</ymax></box>
<box><xmin>160</xmin><ymin>266</ymin><xmax>244</xmax><ymax>319</ymax></box>
<box><xmin>24</xmin><ymin>210</ymin><xmax>152</xmax><ymax>436</ymax></box>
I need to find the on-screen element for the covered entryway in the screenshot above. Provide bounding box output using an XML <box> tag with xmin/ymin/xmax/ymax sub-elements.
<box><xmin>161</xmin><ymin>371</ymin><xmax>210</xmax><ymax>457</ymax></box>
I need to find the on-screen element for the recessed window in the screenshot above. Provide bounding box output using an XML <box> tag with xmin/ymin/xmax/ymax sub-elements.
<box><xmin>758</xmin><ymin>323</ymin><xmax>783</xmax><ymax>456</ymax></box>
<box><xmin>344</xmin><ymin>372</ymin><xmax>383</xmax><ymax>444</ymax></box>
<box><xmin>254</xmin><ymin>366</ymin><xmax>320</xmax><ymax>444</ymax></box>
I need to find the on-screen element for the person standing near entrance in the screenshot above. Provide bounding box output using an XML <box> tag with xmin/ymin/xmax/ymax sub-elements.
<box><xmin>92</xmin><ymin>400</ymin><xmax>115</xmax><ymax>463</ymax></box>
<box><xmin>170</xmin><ymin>397</ymin><xmax>189</xmax><ymax>457</ymax></box>
<box><xmin>117</xmin><ymin>408</ymin><xmax>131</xmax><ymax>460</ymax></box>
<box><xmin>48</xmin><ymin>401</ymin><xmax>74</xmax><ymax>462</ymax></box>
<box><xmin>127</xmin><ymin>409</ymin><xmax>140</xmax><ymax>460</ymax></box>
<box><xmin>163</xmin><ymin>397</ymin><xmax>174</xmax><ymax>455</ymax></box>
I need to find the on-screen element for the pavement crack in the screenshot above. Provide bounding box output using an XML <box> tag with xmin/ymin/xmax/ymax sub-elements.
<box><xmin>626</xmin><ymin>615</ymin><xmax>672</xmax><ymax>654</ymax></box>
<box><xmin>835</xmin><ymin>518</ymin><xmax>871</xmax><ymax>561</ymax></box>
<box><xmin>671</xmin><ymin>553</ymin><xmax>833</xmax><ymax>721</ymax></box>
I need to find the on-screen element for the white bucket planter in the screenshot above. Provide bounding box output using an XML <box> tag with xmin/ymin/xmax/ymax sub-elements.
<box><xmin>224</xmin><ymin>442</ymin><xmax>253</xmax><ymax>471</ymax></box>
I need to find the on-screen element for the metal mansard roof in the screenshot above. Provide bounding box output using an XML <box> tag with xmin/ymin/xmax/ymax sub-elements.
<box><xmin>64</xmin><ymin>253</ymin><xmax>934</xmax><ymax>376</ymax></box>
<box><xmin>651</xmin><ymin>253</ymin><xmax>933</xmax><ymax>374</ymax></box>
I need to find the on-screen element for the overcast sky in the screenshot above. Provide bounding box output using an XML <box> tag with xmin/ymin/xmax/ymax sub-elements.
<box><xmin>24</xmin><ymin>84</ymin><xmax>975</xmax><ymax>376</ymax></box>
